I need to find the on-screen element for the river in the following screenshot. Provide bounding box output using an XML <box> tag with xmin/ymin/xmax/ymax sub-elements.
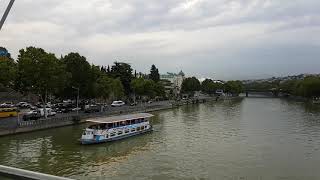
<box><xmin>1</xmin><ymin>98</ymin><xmax>320</xmax><ymax>179</ymax></box>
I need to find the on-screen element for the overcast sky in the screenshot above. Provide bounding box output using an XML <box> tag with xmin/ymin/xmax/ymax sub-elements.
<box><xmin>1</xmin><ymin>0</ymin><xmax>320</xmax><ymax>80</ymax></box>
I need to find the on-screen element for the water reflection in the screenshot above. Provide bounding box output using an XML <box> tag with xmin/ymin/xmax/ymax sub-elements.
<box><xmin>0</xmin><ymin>98</ymin><xmax>320</xmax><ymax>179</ymax></box>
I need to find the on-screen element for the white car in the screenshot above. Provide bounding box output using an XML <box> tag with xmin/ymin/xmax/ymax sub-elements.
<box><xmin>111</xmin><ymin>101</ymin><xmax>125</xmax><ymax>107</ymax></box>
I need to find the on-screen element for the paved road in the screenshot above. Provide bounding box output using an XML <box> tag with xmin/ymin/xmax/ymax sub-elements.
<box><xmin>0</xmin><ymin>101</ymin><xmax>172</xmax><ymax>130</ymax></box>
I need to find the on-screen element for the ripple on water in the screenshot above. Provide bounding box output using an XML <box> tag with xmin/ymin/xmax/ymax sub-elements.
<box><xmin>1</xmin><ymin>99</ymin><xmax>320</xmax><ymax>179</ymax></box>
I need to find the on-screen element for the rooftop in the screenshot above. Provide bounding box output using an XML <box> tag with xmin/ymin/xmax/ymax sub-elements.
<box><xmin>86</xmin><ymin>113</ymin><xmax>154</xmax><ymax>123</ymax></box>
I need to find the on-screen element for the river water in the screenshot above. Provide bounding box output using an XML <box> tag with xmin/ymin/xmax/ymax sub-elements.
<box><xmin>1</xmin><ymin>98</ymin><xmax>320</xmax><ymax>180</ymax></box>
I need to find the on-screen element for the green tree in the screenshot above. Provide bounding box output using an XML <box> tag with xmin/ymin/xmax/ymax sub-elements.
<box><xmin>181</xmin><ymin>77</ymin><xmax>201</xmax><ymax>95</ymax></box>
<box><xmin>144</xmin><ymin>80</ymin><xmax>156</xmax><ymax>98</ymax></box>
<box><xmin>0</xmin><ymin>57</ymin><xmax>17</xmax><ymax>87</ymax></box>
<box><xmin>131</xmin><ymin>78</ymin><xmax>165</xmax><ymax>99</ymax></box>
<box><xmin>131</xmin><ymin>78</ymin><xmax>146</xmax><ymax>97</ymax></box>
<box><xmin>96</xmin><ymin>74</ymin><xmax>111</xmax><ymax>101</ymax></box>
<box><xmin>154</xmin><ymin>82</ymin><xmax>166</xmax><ymax>97</ymax></box>
<box><xmin>61</xmin><ymin>52</ymin><xmax>91</xmax><ymax>98</ymax></box>
<box><xmin>16</xmin><ymin>47</ymin><xmax>67</xmax><ymax>99</ymax></box>
<box><xmin>110</xmin><ymin>78</ymin><xmax>125</xmax><ymax>100</ymax></box>
<box><xmin>149</xmin><ymin>64</ymin><xmax>160</xmax><ymax>82</ymax></box>
<box><xmin>224</xmin><ymin>81</ymin><xmax>244</xmax><ymax>96</ymax></box>
<box><xmin>88</xmin><ymin>64</ymin><xmax>103</xmax><ymax>98</ymax></box>
<box><xmin>201</xmin><ymin>79</ymin><xmax>223</xmax><ymax>95</ymax></box>
<box><xmin>298</xmin><ymin>76</ymin><xmax>320</xmax><ymax>98</ymax></box>
<box><xmin>110</xmin><ymin>62</ymin><xmax>133</xmax><ymax>96</ymax></box>
<box><xmin>96</xmin><ymin>74</ymin><xmax>124</xmax><ymax>101</ymax></box>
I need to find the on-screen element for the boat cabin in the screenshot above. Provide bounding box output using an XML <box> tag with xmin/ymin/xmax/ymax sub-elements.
<box><xmin>87</xmin><ymin>118</ymin><xmax>147</xmax><ymax>130</ymax></box>
<box><xmin>81</xmin><ymin>113</ymin><xmax>154</xmax><ymax>144</ymax></box>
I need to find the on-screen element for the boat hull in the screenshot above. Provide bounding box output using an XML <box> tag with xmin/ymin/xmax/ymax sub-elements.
<box><xmin>81</xmin><ymin>128</ymin><xmax>153</xmax><ymax>145</ymax></box>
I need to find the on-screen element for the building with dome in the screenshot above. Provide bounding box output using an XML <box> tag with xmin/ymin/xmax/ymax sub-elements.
<box><xmin>0</xmin><ymin>47</ymin><xmax>10</xmax><ymax>59</ymax></box>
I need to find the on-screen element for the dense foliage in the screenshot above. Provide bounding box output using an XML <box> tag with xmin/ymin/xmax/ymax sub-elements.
<box><xmin>223</xmin><ymin>81</ymin><xmax>244</xmax><ymax>95</ymax></box>
<box><xmin>181</xmin><ymin>77</ymin><xmax>201</xmax><ymax>95</ymax></box>
<box><xmin>201</xmin><ymin>79</ymin><xmax>223</xmax><ymax>95</ymax></box>
<box><xmin>244</xmin><ymin>76</ymin><xmax>320</xmax><ymax>98</ymax></box>
<box><xmin>0</xmin><ymin>46</ymin><xmax>166</xmax><ymax>102</ymax></box>
<box><xmin>0</xmin><ymin>56</ymin><xmax>16</xmax><ymax>87</ymax></box>
<box><xmin>131</xmin><ymin>78</ymin><xmax>165</xmax><ymax>99</ymax></box>
<box><xmin>279</xmin><ymin>76</ymin><xmax>320</xmax><ymax>98</ymax></box>
<box><xmin>200</xmin><ymin>79</ymin><xmax>243</xmax><ymax>96</ymax></box>
<box><xmin>149</xmin><ymin>64</ymin><xmax>160</xmax><ymax>82</ymax></box>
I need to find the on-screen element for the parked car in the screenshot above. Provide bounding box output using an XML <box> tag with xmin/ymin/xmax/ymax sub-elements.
<box><xmin>111</xmin><ymin>101</ymin><xmax>125</xmax><ymax>107</ymax></box>
<box><xmin>16</xmin><ymin>102</ymin><xmax>31</xmax><ymax>108</ymax></box>
<box><xmin>37</xmin><ymin>108</ymin><xmax>56</xmax><ymax>117</ymax></box>
<box><xmin>23</xmin><ymin>110</ymin><xmax>41</xmax><ymax>121</ymax></box>
<box><xmin>72</xmin><ymin>107</ymin><xmax>81</xmax><ymax>112</ymax></box>
<box><xmin>0</xmin><ymin>102</ymin><xmax>14</xmax><ymax>108</ymax></box>
<box><xmin>30</xmin><ymin>106</ymin><xmax>38</xmax><ymax>110</ymax></box>
<box><xmin>84</xmin><ymin>105</ymin><xmax>100</xmax><ymax>113</ymax></box>
<box><xmin>130</xmin><ymin>102</ymin><xmax>138</xmax><ymax>106</ymax></box>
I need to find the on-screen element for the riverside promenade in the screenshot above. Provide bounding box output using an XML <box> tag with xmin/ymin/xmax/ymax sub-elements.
<box><xmin>0</xmin><ymin>98</ymin><xmax>212</xmax><ymax>137</ymax></box>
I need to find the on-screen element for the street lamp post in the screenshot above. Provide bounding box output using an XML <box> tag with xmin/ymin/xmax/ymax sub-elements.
<box><xmin>72</xmin><ymin>86</ymin><xmax>80</xmax><ymax>115</ymax></box>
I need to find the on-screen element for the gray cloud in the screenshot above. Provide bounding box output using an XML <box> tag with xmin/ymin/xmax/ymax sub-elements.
<box><xmin>1</xmin><ymin>0</ymin><xmax>320</xmax><ymax>80</ymax></box>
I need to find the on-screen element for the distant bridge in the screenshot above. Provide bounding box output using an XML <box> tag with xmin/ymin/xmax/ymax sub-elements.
<box><xmin>244</xmin><ymin>88</ymin><xmax>280</xmax><ymax>98</ymax></box>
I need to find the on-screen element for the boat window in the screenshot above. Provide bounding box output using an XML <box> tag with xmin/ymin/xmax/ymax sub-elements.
<box><xmin>89</xmin><ymin>125</ymin><xmax>97</xmax><ymax>129</ymax></box>
<box><xmin>105</xmin><ymin>134</ymin><xmax>108</xmax><ymax>138</ymax></box>
<box><xmin>83</xmin><ymin>132</ymin><xmax>86</xmax><ymax>135</ymax></box>
<box><xmin>131</xmin><ymin>129</ymin><xmax>136</xmax><ymax>132</ymax></box>
<box><xmin>118</xmin><ymin>131</ymin><xmax>123</xmax><ymax>135</ymax></box>
<box><xmin>107</xmin><ymin>123</ymin><xmax>113</xmax><ymax>128</ymax></box>
<box><xmin>125</xmin><ymin>129</ymin><xmax>129</xmax><ymax>133</ymax></box>
<box><xmin>137</xmin><ymin>127</ymin><xmax>141</xmax><ymax>131</ymax></box>
<box><xmin>101</xmin><ymin>123</ymin><xmax>107</xmax><ymax>129</ymax></box>
<box><xmin>145</xmin><ymin>126</ymin><xmax>147</xmax><ymax>128</ymax></box>
<box><xmin>110</xmin><ymin>133</ymin><xmax>115</xmax><ymax>137</ymax></box>
<box><xmin>141</xmin><ymin>126</ymin><xmax>145</xmax><ymax>130</ymax></box>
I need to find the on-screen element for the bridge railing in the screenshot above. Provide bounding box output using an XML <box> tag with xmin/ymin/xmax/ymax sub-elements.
<box><xmin>0</xmin><ymin>165</ymin><xmax>73</xmax><ymax>180</ymax></box>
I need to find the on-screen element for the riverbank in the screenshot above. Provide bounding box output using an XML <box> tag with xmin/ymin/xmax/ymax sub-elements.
<box><xmin>0</xmin><ymin>98</ymin><xmax>217</xmax><ymax>137</ymax></box>
<box><xmin>1</xmin><ymin>98</ymin><xmax>319</xmax><ymax>179</ymax></box>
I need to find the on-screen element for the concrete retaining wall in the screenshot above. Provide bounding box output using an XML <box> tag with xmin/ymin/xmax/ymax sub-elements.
<box><xmin>0</xmin><ymin>98</ymin><xmax>215</xmax><ymax>137</ymax></box>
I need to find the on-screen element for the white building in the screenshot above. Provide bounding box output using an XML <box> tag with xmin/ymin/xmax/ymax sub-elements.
<box><xmin>160</xmin><ymin>71</ymin><xmax>185</xmax><ymax>96</ymax></box>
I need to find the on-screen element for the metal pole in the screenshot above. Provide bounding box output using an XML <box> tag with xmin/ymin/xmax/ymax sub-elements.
<box><xmin>72</xmin><ymin>86</ymin><xmax>79</xmax><ymax>115</ymax></box>
<box><xmin>77</xmin><ymin>88</ymin><xmax>79</xmax><ymax>115</ymax></box>
<box><xmin>0</xmin><ymin>0</ymin><xmax>15</xmax><ymax>31</ymax></box>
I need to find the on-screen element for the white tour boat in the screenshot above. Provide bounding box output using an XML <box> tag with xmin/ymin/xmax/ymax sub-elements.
<box><xmin>80</xmin><ymin>113</ymin><xmax>154</xmax><ymax>144</ymax></box>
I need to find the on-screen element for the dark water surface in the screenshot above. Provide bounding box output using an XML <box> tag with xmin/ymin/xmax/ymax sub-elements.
<box><xmin>1</xmin><ymin>98</ymin><xmax>320</xmax><ymax>180</ymax></box>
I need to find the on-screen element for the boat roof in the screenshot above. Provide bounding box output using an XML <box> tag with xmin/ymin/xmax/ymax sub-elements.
<box><xmin>86</xmin><ymin>113</ymin><xmax>154</xmax><ymax>123</ymax></box>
